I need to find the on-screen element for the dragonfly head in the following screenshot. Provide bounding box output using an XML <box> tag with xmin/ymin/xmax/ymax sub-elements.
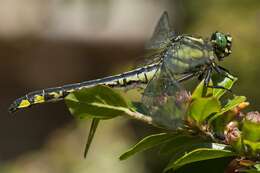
<box><xmin>211</xmin><ymin>32</ymin><xmax>232</xmax><ymax>61</ymax></box>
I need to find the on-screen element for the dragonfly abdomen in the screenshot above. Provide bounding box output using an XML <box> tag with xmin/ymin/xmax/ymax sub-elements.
<box><xmin>9</xmin><ymin>63</ymin><xmax>159</xmax><ymax>113</ymax></box>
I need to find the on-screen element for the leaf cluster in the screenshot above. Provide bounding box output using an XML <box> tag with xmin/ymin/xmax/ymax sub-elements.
<box><xmin>65</xmin><ymin>75</ymin><xmax>260</xmax><ymax>172</ymax></box>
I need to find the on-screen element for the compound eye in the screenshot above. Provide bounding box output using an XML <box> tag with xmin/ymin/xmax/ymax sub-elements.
<box><xmin>216</xmin><ymin>33</ymin><xmax>227</xmax><ymax>48</ymax></box>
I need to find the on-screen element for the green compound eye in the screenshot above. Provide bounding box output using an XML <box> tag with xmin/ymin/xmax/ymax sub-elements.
<box><xmin>215</xmin><ymin>32</ymin><xmax>227</xmax><ymax>48</ymax></box>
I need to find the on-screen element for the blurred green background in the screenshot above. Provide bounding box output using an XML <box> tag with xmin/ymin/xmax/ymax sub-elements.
<box><xmin>1</xmin><ymin>0</ymin><xmax>260</xmax><ymax>172</ymax></box>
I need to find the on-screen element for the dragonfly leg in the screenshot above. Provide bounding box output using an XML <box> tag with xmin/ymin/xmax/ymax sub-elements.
<box><xmin>197</xmin><ymin>72</ymin><xmax>204</xmax><ymax>81</ymax></box>
<box><xmin>218</xmin><ymin>65</ymin><xmax>234</xmax><ymax>81</ymax></box>
<box><xmin>207</xmin><ymin>85</ymin><xmax>232</xmax><ymax>92</ymax></box>
<box><xmin>197</xmin><ymin>67</ymin><xmax>208</xmax><ymax>81</ymax></box>
<box><xmin>124</xmin><ymin>83</ymin><xmax>145</xmax><ymax>92</ymax></box>
<box><xmin>204</xmin><ymin>68</ymin><xmax>212</xmax><ymax>87</ymax></box>
<box><xmin>217</xmin><ymin>65</ymin><xmax>230</xmax><ymax>73</ymax></box>
<box><xmin>178</xmin><ymin>73</ymin><xmax>196</xmax><ymax>83</ymax></box>
<box><xmin>212</xmin><ymin>64</ymin><xmax>234</xmax><ymax>81</ymax></box>
<box><xmin>204</xmin><ymin>68</ymin><xmax>232</xmax><ymax>92</ymax></box>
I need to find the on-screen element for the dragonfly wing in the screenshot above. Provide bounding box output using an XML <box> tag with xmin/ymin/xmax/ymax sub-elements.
<box><xmin>145</xmin><ymin>11</ymin><xmax>175</xmax><ymax>50</ymax></box>
<box><xmin>142</xmin><ymin>63</ymin><xmax>190</xmax><ymax>130</ymax></box>
<box><xmin>134</xmin><ymin>12</ymin><xmax>176</xmax><ymax>69</ymax></box>
<box><xmin>133</xmin><ymin>48</ymin><xmax>162</xmax><ymax>69</ymax></box>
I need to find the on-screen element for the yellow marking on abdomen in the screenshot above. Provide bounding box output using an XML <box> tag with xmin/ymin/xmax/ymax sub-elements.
<box><xmin>146</xmin><ymin>70</ymin><xmax>156</xmax><ymax>80</ymax></box>
<box><xmin>18</xmin><ymin>99</ymin><xmax>31</xmax><ymax>108</ymax></box>
<box><xmin>125</xmin><ymin>74</ymin><xmax>139</xmax><ymax>83</ymax></box>
<box><xmin>49</xmin><ymin>92</ymin><xmax>62</xmax><ymax>99</ymax></box>
<box><xmin>34</xmin><ymin>95</ymin><xmax>45</xmax><ymax>103</ymax></box>
<box><xmin>137</xmin><ymin>73</ymin><xmax>146</xmax><ymax>82</ymax></box>
<box><xmin>118</xmin><ymin>78</ymin><xmax>125</xmax><ymax>85</ymax></box>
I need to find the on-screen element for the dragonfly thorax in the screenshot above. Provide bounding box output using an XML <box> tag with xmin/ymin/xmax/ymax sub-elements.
<box><xmin>163</xmin><ymin>35</ymin><xmax>214</xmax><ymax>75</ymax></box>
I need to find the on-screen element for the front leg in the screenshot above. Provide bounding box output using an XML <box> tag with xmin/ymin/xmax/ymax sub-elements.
<box><xmin>204</xmin><ymin>67</ymin><xmax>212</xmax><ymax>87</ymax></box>
<box><xmin>204</xmin><ymin>67</ymin><xmax>232</xmax><ymax>92</ymax></box>
<box><xmin>212</xmin><ymin>63</ymin><xmax>234</xmax><ymax>80</ymax></box>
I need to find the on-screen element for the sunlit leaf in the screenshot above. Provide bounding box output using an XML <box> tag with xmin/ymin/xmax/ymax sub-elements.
<box><xmin>188</xmin><ymin>97</ymin><xmax>221</xmax><ymax>124</ymax></box>
<box><xmin>65</xmin><ymin>85</ymin><xmax>128</xmax><ymax>119</ymax></box>
<box><xmin>191</xmin><ymin>79</ymin><xmax>213</xmax><ymax>99</ymax></box>
<box><xmin>243</xmin><ymin>121</ymin><xmax>260</xmax><ymax>142</ymax></box>
<box><xmin>209</xmin><ymin>96</ymin><xmax>246</xmax><ymax>123</ymax></box>
<box><xmin>159</xmin><ymin>135</ymin><xmax>207</xmax><ymax>156</ymax></box>
<box><xmin>255</xmin><ymin>164</ymin><xmax>260</xmax><ymax>171</ymax></box>
<box><xmin>213</xmin><ymin>75</ymin><xmax>237</xmax><ymax>99</ymax></box>
<box><xmin>241</xmin><ymin>170</ymin><xmax>260</xmax><ymax>173</ymax></box>
<box><xmin>240</xmin><ymin>170</ymin><xmax>257</xmax><ymax>173</ymax></box>
<box><xmin>164</xmin><ymin>147</ymin><xmax>236</xmax><ymax>172</ymax></box>
<box><xmin>240</xmin><ymin>165</ymin><xmax>260</xmax><ymax>173</ymax></box>
<box><xmin>119</xmin><ymin>133</ymin><xmax>176</xmax><ymax>160</ymax></box>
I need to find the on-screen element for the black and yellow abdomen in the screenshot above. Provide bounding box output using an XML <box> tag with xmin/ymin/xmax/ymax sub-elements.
<box><xmin>9</xmin><ymin>63</ymin><xmax>160</xmax><ymax>113</ymax></box>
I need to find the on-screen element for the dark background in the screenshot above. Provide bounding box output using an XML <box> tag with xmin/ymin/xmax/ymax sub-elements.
<box><xmin>0</xmin><ymin>0</ymin><xmax>259</xmax><ymax>172</ymax></box>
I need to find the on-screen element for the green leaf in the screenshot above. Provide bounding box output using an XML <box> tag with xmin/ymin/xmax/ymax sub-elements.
<box><xmin>84</xmin><ymin>119</ymin><xmax>99</xmax><ymax>158</ymax></box>
<box><xmin>159</xmin><ymin>135</ymin><xmax>208</xmax><ymax>156</ymax></box>
<box><xmin>65</xmin><ymin>85</ymin><xmax>128</xmax><ymax>119</ymax></box>
<box><xmin>255</xmin><ymin>164</ymin><xmax>260</xmax><ymax>171</ymax></box>
<box><xmin>192</xmin><ymin>79</ymin><xmax>213</xmax><ymax>99</ymax></box>
<box><xmin>164</xmin><ymin>147</ymin><xmax>236</xmax><ymax>172</ymax></box>
<box><xmin>243</xmin><ymin>120</ymin><xmax>260</xmax><ymax>142</ymax></box>
<box><xmin>209</xmin><ymin>96</ymin><xmax>246</xmax><ymax>123</ymax></box>
<box><xmin>188</xmin><ymin>97</ymin><xmax>221</xmax><ymax>124</ymax></box>
<box><xmin>119</xmin><ymin>133</ymin><xmax>175</xmax><ymax>160</ymax></box>
<box><xmin>213</xmin><ymin>75</ymin><xmax>237</xmax><ymax>99</ymax></box>
<box><xmin>241</xmin><ymin>170</ymin><xmax>260</xmax><ymax>173</ymax></box>
<box><xmin>240</xmin><ymin>164</ymin><xmax>260</xmax><ymax>173</ymax></box>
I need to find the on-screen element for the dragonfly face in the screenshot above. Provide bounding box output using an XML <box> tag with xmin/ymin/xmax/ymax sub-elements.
<box><xmin>211</xmin><ymin>32</ymin><xmax>232</xmax><ymax>61</ymax></box>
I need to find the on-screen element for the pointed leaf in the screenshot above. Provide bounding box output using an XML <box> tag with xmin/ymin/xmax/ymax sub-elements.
<box><xmin>84</xmin><ymin>119</ymin><xmax>99</xmax><ymax>158</ymax></box>
<box><xmin>240</xmin><ymin>170</ymin><xmax>260</xmax><ymax>173</ymax></box>
<box><xmin>192</xmin><ymin>80</ymin><xmax>213</xmax><ymax>99</ymax></box>
<box><xmin>159</xmin><ymin>135</ymin><xmax>208</xmax><ymax>156</ymax></box>
<box><xmin>119</xmin><ymin>133</ymin><xmax>175</xmax><ymax>160</ymax></box>
<box><xmin>213</xmin><ymin>75</ymin><xmax>237</xmax><ymax>99</ymax></box>
<box><xmin>164</xmin><ymin>147</ymin><xmax>236</xmax><ymax>172</ymax></box>
<box><xmin>239</xmin><ymin>164</ymin><xmax>260</xmax><ymax>173</ymax></box>
<box><xmin>209</xmin><ymin>96</ymin><xmax>246</xmax><ymax>123</ymax></box>
<box><xmin>189</xmin><ymin>97</ymin><xmax>221</xmax><ymax>124</ymax></box>
<box><xmin>65</xmin><ymin>85</ymin><xmax>128</xmax><ymax>119</ymax></box>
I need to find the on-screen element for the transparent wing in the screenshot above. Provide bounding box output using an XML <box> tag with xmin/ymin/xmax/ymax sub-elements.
<box><xmin>133</xmin><ymin>49</ymin><xmax>163</xmax><ymax>69</ymax></box>
<box><xmin>145</xmin><ymin>11</ymin><xmax>175</xmax><ymax>50</ymax></box>
<box><xmin>134</xmin><ymin>12</ymin><xmax>176</xmax><ymax>68</ymax></box>
<box><xmin>141</xmin><ymin>63</ymin><xmax>190</xmax><ymax>130</ymax></box>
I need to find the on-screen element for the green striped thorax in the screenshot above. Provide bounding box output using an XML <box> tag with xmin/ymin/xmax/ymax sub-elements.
<box><xmin>211</xmin><ymin>32</ymin><xmax>232</xmax><ymax>60</ymax></box>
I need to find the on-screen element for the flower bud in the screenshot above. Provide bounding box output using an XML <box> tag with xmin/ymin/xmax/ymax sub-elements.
<box><xmin>225</xmin><ymin>121</ymin><xmax>241</xmax><ymax>144</ymax></box>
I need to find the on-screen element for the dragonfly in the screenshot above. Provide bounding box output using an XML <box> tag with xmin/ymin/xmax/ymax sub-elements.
<box><xmin>9</xmin><ymin>11</ymin><xmax>232</xmax><ymax>130</ymax></box>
